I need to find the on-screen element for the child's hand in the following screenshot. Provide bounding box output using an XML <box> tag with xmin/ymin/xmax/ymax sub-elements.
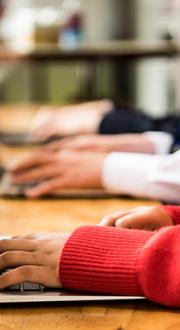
<box><xmin>99</xmin><ymin>206</ymin><xmax>173</xmax><ymax>231</ymax></box>
<box><xmin>0</xmin><ymin>232</ymin><xmax>70</xmax><ymax>289</ymax></box>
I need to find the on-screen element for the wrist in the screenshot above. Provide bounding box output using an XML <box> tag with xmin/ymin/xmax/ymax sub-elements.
<box><xmin>60</xmin><ymin>225</ymin><xmax>153</xmax><ymax>295</ymax></box>
<box><xmin>59</xmin><ymin>233</ymin><xmax>71</xmax><ymax>287</ymax></box>
<box><xmin>97</xmin><ymin>99</ymin><xmax>114</xmax><ymax>114</ymax></box>
<box><xmin>87</xmin><ymin>100</ymin><xmax>113</xmax><ymax>134</ymax></box>
<box><xmin>88</xmin><ymin>153</ymin><xmax>105</xmax><ymax>188</ymax></box>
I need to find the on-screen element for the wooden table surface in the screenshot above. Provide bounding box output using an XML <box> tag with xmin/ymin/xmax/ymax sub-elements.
<box><xmin>0</xmin><ymin>105</ymin><xmax>179</xmax><ymax>330</ymax></box>
<box><xmin>0</xmin><ymin>197</ymin><xmax>180</xmax><ymax>330</ymax></box>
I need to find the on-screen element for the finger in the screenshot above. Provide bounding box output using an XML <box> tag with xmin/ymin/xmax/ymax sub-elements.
<box><xmin>0</xmin><ymin>251</ymin><xmax>42</xmax><ymax>269</ymax></box>
<box><xmin>31</xmin><ymin>109</ymin><xmax>52</xmax><ymax>130</ymax></box>
<box><xmin>115</xmin><ymin>213</ymin><xmax>154</xmax><ymax>230</ymax></box>
<box><xmin>99</xmin><ymin>211</ymin><xmax>130</xmax><ymax>226</ymax></box>
<box><xmin>12</xmin><ymin>234</ymin><xmax>34</xmax><ymax>240</ymax></box>
<box><xmin>67</xmin><ymin>144</ymin><xmax>97</xmax><ymax>151</ymax></box>
<box><xmin>0</xmin><ymin>239</ymin><xmax>36</xmax><ymax>252</ymax></box>
<box><xmin>32</xmin><ymin>125</ymin><xmax>56</xmax><ymax>140</ymax></box>
<box><xmin>31</xmin><ymin>109</ymin><xmax>61</xmax><ymax>140</ymax></box>
<box><xmin>25</xmin><ymin>177</ymin><xmax>69</xmax><ymax>198</ymax></box>
<box><xmin>0</xmin><ymin>265</ymin><xmax>59</xmax><ymax>289</ymax></box>
<box><xmin>11</xmin><ymin>163</ymin><xmax>63</xmax><ymax>184</ymax></box>
<box><xmin>12</xmin><ymin>233</ymin><xmax>49</xmax><ymax>240</ymax></box>
<box><xmin>12</xmin><ymin>234</ymin><xmax>40</xmax><ymax>240</ymax></box>
<box><xmin>10</xmin><ymin>152</ymin><xmax>56</xmax><ymax>173</ymax></box>
<box><xmin>48</xmin><ymin>140</ymin><xmax>87</xmax><ymax>151</ymax></box>
<box><xmin>48</xmin><ymin>136</ymin><xmax>99</xmax><ymax>152</ymax></box>
<box><xmin>47</xmin><ymin>137</ymin><xmax>74</xmax><ymax>151</ymax></box>
<box><xmin>63</xmin><ymin>139</ymin><xmax>98</xmax><ymax>151</ymax></box>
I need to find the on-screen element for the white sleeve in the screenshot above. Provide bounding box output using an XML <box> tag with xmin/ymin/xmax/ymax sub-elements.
<box><xmin>102</xmin><ymin>150</ymin><xmax>180</xmax><ymax>203</ymax></box>
<box><xmin>142</xmin><ymin>131</ymin><xmax>173</xmax><ymax>154</ymax></box>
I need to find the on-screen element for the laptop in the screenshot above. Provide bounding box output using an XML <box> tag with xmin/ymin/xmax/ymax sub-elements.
<box><xmin>0</xmin><ymin>169</ymin><xmax>119</xmax><ymax>199</ymax></box>
<box><xmin>0</xmin><ymin>289</ymin><xmax>144</xmax><ymax>304</ymax></box>
<box><xmin>0</xmin><ymin>131</ymin><xmax>63</xmax><ymax>146</ymax></box>
<box><xmin>0</xmin><ymin>268</ymin><xmax>144</xmax><ymax>304</ymax></box>
<box><xmin>0</xmin><ymin>247</ymin><xmax>144</xmax><ymax>304</ymax></box>
<box><xmin>0</xmin><ymin>131</ymin><xmax>120</xmax><ymax>198</ymax></box>
<box><xmin>0</xmin><ymin>290</ymin><xmax>144</xmax><ymax>304</ymax></box>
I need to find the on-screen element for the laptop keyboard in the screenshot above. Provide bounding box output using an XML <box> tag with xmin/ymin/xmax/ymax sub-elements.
<box><xmin>0</xmin><ymin>269</ymin><xmax>45</xmax><ymax>291</ymax></box>
<box><xmin>0</xmin><ymin>131</ymin><xmax>64</xmax><ymax>146</ymax></box>
<box><xmin>6</xmin><ymin>282</ymin><xmax>45</xmax><ymax>291</ymax></box>
<box><xmin>0</xmin><ymin>171</ymin><xmax>37</xmax><ymax>197</ymax></box>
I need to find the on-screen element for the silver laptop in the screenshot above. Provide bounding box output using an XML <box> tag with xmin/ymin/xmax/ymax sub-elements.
<box><xmin>0</xmin><ymin>131</ymin><xmax>62</xmax><ymax>146</ymax></box>
<box><xmin>0</xmin><ymin>269</ymin><xmax>144</xmax><ymax>304</ymax></box>
<box><xmin>0</xmin><ymin>170</ymin><xmax>118</xmax><ymax>199</ymax></box>
<box><xmin>0</xmin><ymin>131</ymin><xmax>120</xmax><ymax>198</ymax></box>
<box><xmin>0</xmin><ymin>289</ymin><xmax>144</xmax><ymax>304</ymax></box>
<box><xmin>0</xmin><ymin>237</ymin><xmax>144</xmax><ymax>303</ymax></box>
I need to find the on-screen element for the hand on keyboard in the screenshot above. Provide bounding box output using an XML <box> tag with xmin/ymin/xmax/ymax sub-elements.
<box><xmin>1</xmin><ymin>270</ymin><xmax>45</xmax><ymax>291</ymax></box>
<box><xmin>0</xmin><ymin>233</ymin><xmax>70</xmax><ymax>290</ymax></box>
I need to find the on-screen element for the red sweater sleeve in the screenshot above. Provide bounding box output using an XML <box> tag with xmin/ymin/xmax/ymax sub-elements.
<box><xmin>60</xmin><ymin>225</ymin><xmax>180</xmax><ymax>307</ymax></box>
<box><xmin>162</xmin><ymin>205</ymin><xmax>180</xmax><ymax>225</ymax></box>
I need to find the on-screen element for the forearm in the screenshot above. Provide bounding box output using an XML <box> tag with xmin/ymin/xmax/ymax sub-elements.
<box><xmin>60</xmin><ymin>100</ymin><xmax>113</xmax><ymax>134</ymax></box>
<box><xmin>60</xmin><ymin>226</ymin><xmax>152</xmax><ymax>296</ymax></box>
<box><xmin>60</xmin><ymin>225</ymin><xmax>180</xmax><ymax>307</ymax></box>
<box><xmin>81</xmin><ymin>99</ymin><xmax>113</xmax><ymax>113</ymax></box>
<box><xmin>106</xmin><ymin>134</ymin><xmax>155</xmax><ymax>154</ymax></box>
<box><xmin>63</xmin><ymin>99</ymin><xmax>113</xmax><ymax>115</ymax></box>
<box><xmin>102</xmin><ymin>150</ymin><xmax>180</xmax><ymax>203</ymax></box>
<box><xmin>105</xmin><ymin>132</ymin><xmax>173</xmax><ymax>154</ymax></box>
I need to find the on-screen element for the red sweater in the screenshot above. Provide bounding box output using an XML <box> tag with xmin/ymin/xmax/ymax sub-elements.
<box><xmin>60</xmin><ymin>205</ymin><xmax>180</xmax><ymax>307</ymax></box>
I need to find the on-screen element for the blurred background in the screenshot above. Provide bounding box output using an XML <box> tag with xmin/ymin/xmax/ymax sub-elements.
<box><xmin>0</xmin><ymin>0</ymin><xmax>180</xmax><ymax>117</ymax></box>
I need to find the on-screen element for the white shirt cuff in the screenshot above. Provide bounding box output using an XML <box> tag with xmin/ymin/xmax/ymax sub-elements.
<box><xmin>143</xmin><ymin>131</ymin><xmax>173</xmax><ymax>154</ymax></box>
<box><xmin>102</xmin><ymin>152</ymin><xmax>161</xmax><ymax>198</ymax></box>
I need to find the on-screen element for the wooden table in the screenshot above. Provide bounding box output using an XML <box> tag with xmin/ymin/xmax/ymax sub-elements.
<box><xmin>0</xmin><ymin>105</ymin><xmax>179</xmax><ymax>329</ymax></box>
<box><xmin>0</xmin><ymin>197</ymin><xmax>180</xmax><ymax>330</ymax></box>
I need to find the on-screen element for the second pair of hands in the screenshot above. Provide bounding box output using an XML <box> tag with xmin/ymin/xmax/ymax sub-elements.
<box><xmin>20</xmin><ymin>101</ymin><xmax>154</xmax><ymax>198</ymax></box>
<box><xmin>9</xmin><ymin>149</ymin><xmax>105</xmax><ymax>198</ymax></box>
<box><xmin>0</xmin><ymin>205</ymin><xmax>173</xmax><ymax>290</ymax></box>
<box><xmin>9</xmin><ymin>133</ymin><xmax>154</xmax><ymax>198</ymax></box>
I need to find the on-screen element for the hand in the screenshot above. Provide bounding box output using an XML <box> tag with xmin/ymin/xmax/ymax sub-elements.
<box><xmin>99</xmin><ymin>206</ymin><xmax>173</xmax><ymax>231</ymax></box>
<box><xmin>48</xmin><ymin>134</ymin><xmax>120</xmax><ymax>152</ymax></box>
<box><xmin>47</xmin><ymin>134</ymin><xmax>155</xmax><ymax>154</ymax></box>
<box><xmin>10</xmin><ymin>150</ymin><xmax>105</xmax><ymax>198</ymax></box>
<box><xmin>0</xmin><ymin>232</ymin><xmax>70</xmax><ymax>289</ymax></box>
<box><xmin>31</xmin><ymin>100</ymin><xmax>112</xmax><ymax>140</ymax></box>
